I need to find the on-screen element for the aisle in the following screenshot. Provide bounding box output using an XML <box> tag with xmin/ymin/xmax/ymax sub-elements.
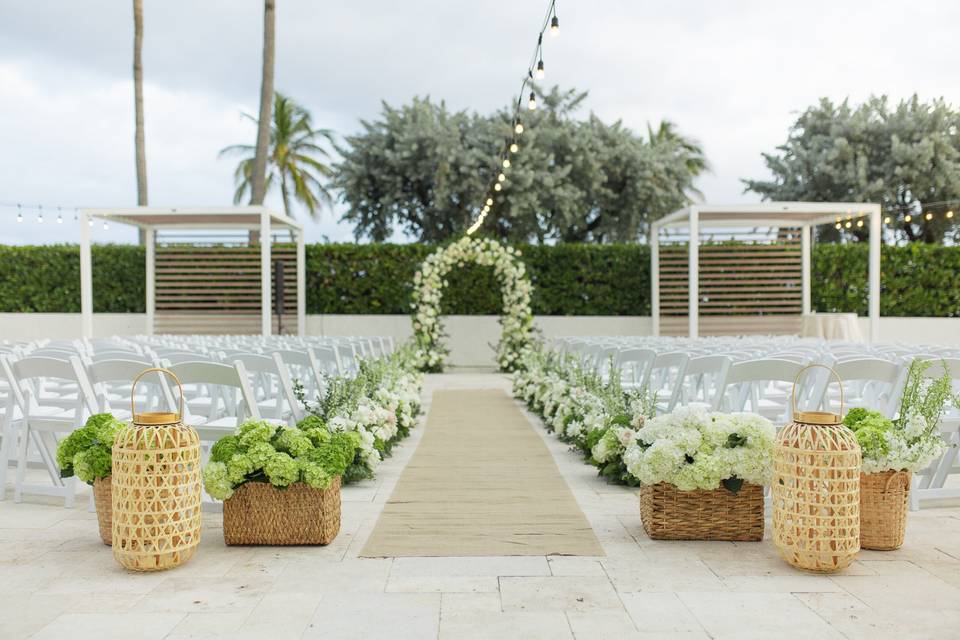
<box><xmin>361</xmin><ymin>388</ymin><xmax>603</xmax><ymax>557</ymax></box>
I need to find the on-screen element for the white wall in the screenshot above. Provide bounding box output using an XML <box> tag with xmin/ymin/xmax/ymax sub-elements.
<box><xmin>2</xmin><ymin>313</ymin><xmax>958</xmax><ymax>368</ymax></box>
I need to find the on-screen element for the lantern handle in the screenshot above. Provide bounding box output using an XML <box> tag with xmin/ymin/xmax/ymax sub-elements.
<box><xmin>131</xmin><ymin>367</ymin><xmax>184</xmax><ymax>420</ymax></box>
<box><xmin>791</xmin><ymin>363</ymin><xmax>844</xmax><ymax>418</ymax></box>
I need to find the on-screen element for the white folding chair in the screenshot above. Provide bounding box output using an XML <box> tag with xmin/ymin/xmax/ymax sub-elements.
<box><xmin>168</xmin><ymin>361</ymin><xmax>261</xmax><ymax>444</ymax></box>
<box><xmin>831</xmin><ymin>358</ymin><xmax>906</xmax><ymax>418</ymax></box>
<box><xmin>721</xmin><ymin>358</ymin><xmax>813</xmax><ymax>422</ymax></box>
<box><xmin>1</xmin><ymin>355</ymin><xmax>98</xmax><ymax>506</ymax></box>
<box><xmin>679</xmin><ymin>355</ymin><xmax>731</xmax><ymax>410</ymax></box>
<box><xmin>232</xmin><ymin>354</ymin><xmax>293</xmax><ymax>425</ymax></box>
<box><xmin>648</xmin><ymin>352</ymin><xmax>689</xmax><ymax>413</ymax></box>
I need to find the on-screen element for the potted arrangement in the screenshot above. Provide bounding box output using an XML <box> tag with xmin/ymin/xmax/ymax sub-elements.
<box><xmin>623</xmin><ymin>406</ymin><xmax>775</xmax><ymax>541</ymax></box>
<box><xmin>843</xmin><ymin>360</ymin><xmax>953</xmax><ymax>550</ymax></box>
<box><xmin>55</xmin><ymin>413</ymin><xmax>126</xmax><ymax>545</ymax></box>
<box><xmin>203</xmin><ymin>418</ymin><xmax>360</xmax><ymax>545</ymax></box>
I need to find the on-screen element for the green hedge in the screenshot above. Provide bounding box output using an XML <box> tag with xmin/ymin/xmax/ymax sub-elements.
<box><xmin>1</xmin><ymin>243</ymin><xmax>958</xmax><ymax>317</ymax></box>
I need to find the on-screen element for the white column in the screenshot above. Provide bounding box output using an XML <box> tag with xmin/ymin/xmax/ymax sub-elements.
<box><xmin>260</xmin><ymin>211</ymin><xmax>272</xmax><ymax>336</ymax></box>
<box><xmin>869</xmin><ymin>205</ymin><xmax>882</xmax><ymax>341</ymax></box>
<box><xmin>145</xmin><ymin>227</ymin><xmax>155</xmax><ymax>336</ymax></box>
<box><xmin>801</xmin><ymin>224</ymin><xmax>811</xmax><ymax>315</ymax></box>
<box><xmin>79</xmin><ymin>211</ymin><xmax>93</xmax><ymax>338</ymax></box>
<box><xmin>688</xmin><ymin>208</ymin><xmax>699</xmax><ymax>339</ymax></box>
<box><xmin>296</xmin><ymin>227</ymin><xmax>306</xmax><ymax>336</ymax></box>
<box><xmin>651</xmin><ymin>223</ymin><xmax>660</xmax><ymax>337</ymax></box>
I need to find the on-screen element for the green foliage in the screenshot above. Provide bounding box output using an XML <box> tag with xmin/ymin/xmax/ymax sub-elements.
<box><xmin>334</xmin><ymin>87</ymin><xmax>706</xmax><ymax>243</ymax></box>
<box><xmin>898</xmin><ymin>359</ymin><xmax>957</xmax><ymax>433</ymax></box>
<box><xmin>220</xmin><ymin>92</ymin><xmax>336</xmax><ymax>220</ymax></box>
<box><xmin>744</xmin><ymin>95</ymin><xmax>960</xmax><ymax>243</ymax></box>
<box><xmin>56</xmin><ymin>413</ymin><xmax>125</xmax><ymax>484</ymax></box>
<box><xmin>843</xmin><ymin>409</ymin><xmax>895</xmax><ymax>459</ymax></box>
<box><xmin>0</xmin><ymin>245</ymin><xmax>145</xmax><ymax>312</ymax></box>
<box><xmin>4</xmin><ymin>242</ymin><xmax>960</xmax><ymax>317</ymax></box>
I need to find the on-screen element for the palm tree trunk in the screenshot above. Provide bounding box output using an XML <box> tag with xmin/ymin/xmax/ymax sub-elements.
<box><xmin>133</xmin><ymin>0</ymin><xmax>148</xmax><ymax>244</ymax></box>
<box><xmin>280</xmin><ymin>174</ymin><xmax>292</xmax><ymax>217</ymax></box>
<box><xmin>250</xmin><ymin>0</ymin><xmax>275</xmax><ymax>207</ymax></box>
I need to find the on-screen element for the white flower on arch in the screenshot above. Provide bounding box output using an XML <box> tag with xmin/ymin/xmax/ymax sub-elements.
<box><xmin>411</xmin><ymin>236</ymin><xmax>534</xmax><ymax>372</ymax></box>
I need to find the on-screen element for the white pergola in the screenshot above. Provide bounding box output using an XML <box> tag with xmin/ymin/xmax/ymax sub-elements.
<box><xmin>78</xmin><ymin>206</ymin><xmax>305</xmax><ymax>338</ymax></box>
<box><xmin>650</xmin><ymin>202</ymin><xmax>882</xmax><ymax>340</ymax></box>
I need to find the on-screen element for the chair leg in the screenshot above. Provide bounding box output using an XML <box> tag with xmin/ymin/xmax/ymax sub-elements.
<box><xmin>13</xmin><ymin>424</ymin><xmax>30</xmax><ymax>503</ymax></box>
<box><xmin>0</xmin><ymin>423</ymin><xmax>12</xmax><ymax>501</ymax></box>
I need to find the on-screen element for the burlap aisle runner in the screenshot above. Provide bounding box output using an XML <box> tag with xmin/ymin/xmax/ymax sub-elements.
<box><xmin>361</xmin><ymin>389</ymin><xmax>603</xmax><ymax>557</ymax></box>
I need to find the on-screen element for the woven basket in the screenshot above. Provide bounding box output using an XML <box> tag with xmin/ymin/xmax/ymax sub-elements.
<box><xmin>639</xmin><ymin>482</ymin><xmax>764</xmax><ymax>541</ymax></box>
<box><xmin>223</xmin><ymin>478</ymin><xmax>341</xmax><ymax>545</ymax></box>
<box><xmin>860</xmin><ymin>470</ymin><xmax>910</xmax><ymax>551</ymax></box>
<box><xmin>92</xmin><ymin>477</ymin><xmax>112</xmax><ymax>546</ymax></box>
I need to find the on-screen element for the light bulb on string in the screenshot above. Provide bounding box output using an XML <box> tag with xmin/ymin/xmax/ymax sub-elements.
<box><xmin>904</xmin><ymin>214</ymin><xmax>913</xmax><ymax>223</ymax></box>
<box><xmin>498</xmin><ymin>172</ymin><xmax>506</xmax><ymax>182</ymax></box>
<box><xmin>37</xmin><ymin>206</ymin><xmax>44</xmax><ymax>224</ymax></box>
<box><xmin>883</xmin><ymin>216</ymin><xmax>891</xmax><ymax>224</ymax></box>
<box><xmin>514</xmin><ymin>120</ymin><xmax>524</xmax><ymax>135</ymax></box>
<box><xmin>88</xmin><ymin>217</ymin><xmax>94</xmax><ymax>228</ymax></box>
<box><xmin>527</xmin><ymin>92</ymin><xmax>537</xmax><ymax>110</ymax></box>
<box><xmin>16</xmin><ymin>205</ymin><xmax>23</xmax><ymax>223</ymax></box>
<box><xmin>835</xmin><ymin>223</ymin><xmax>842</xmax><ymax>230</ymax></box>
<box><xmin>925</xmin><ymin>212</ymin><xmax>933</xmax><ymax>221</ymax></box>
<box><xmin>502</xmin><ymin>157</ymin><xmax>511</xmax><ymax>169</ymax></box>
<box><xmin>494</xmin><ymin>183</ymin><xmax>502</xmax><ymax>192</ymax></box>
<box><xmin>536</xmin><ymin>60</ymin><xmax>545</xmax><ymax>80</ymax></box>
<box><xmin>486</xmin><ymin>198</ymin><xmax>493</xmax><ymax>206</ymax></box>
<box><xmin>856</xmin><ymin>219</ymin><xmax>864</xmax><ymax>228</ymax></box>
<box><xmin>57</xmin><ymin>207</ymin><xmax>63</xmax><ymax>224</ymax></box>
<box><xmin>550</xmin><ymin>15</ymin><xmax>559</xmax><ymax>37</ymax></box>
<box><xmin>948</xmin><ymin>210</ymin><xmax>955</xmax><ymax>219</ymax></box>
<box><xmin>845</xmin><ymin>221</ymin><xmax>852</xmax><ymax>229</ymax></box>
<box><xmin>509</xmin><ymin>142</ymin><xmax>519</xmax><ymax>153</ymax></box>
<box><xmin>103</xmin><ymin>220</ymin><xmax>109</xmax><ymax>230</ymax></box>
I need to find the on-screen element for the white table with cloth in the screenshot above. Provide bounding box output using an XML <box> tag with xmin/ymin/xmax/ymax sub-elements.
<box><xmin>801</xmin><ymin>312</ymin><xmax>864</xmax><ymax>341</ymax></box>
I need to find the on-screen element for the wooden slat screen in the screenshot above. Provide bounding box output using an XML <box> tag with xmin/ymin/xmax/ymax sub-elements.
<box><xmin>659</xmin><ymin>237</ymin><xmax>803</xmax><ymax>337</ymax></box>
<box><xmin>154</xmin><ymin>245</ymin><xmax>297</xmax><ymax>335</ymax></box>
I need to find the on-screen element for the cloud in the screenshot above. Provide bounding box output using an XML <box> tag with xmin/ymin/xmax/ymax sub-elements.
<box><xmin>2</xmin><ymin>0</ymin><xmax>960</xmax><ymax>244</ymax></box>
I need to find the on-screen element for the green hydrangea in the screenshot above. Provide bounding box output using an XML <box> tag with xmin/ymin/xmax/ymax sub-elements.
<box><xmin>210</xmin><ymin>435</ymin><xmax>241</xmax><ymax>463</ymax></box>
<box><xmin>263</xmin><ymin>452</ymin><xmax>299</xmax><ymax>487</ymax></box>
<box><xmin>226</xmin><ymin>453</ymin><xmax>257</xmax><ymax>484</ymax></box>
<box><xmin>55</xmin><ymin>413</ymin><xmax>124</xmax><ymax>483</ymax></box>
<box><xmin>299</xmin><ymin>459</ymin><xmax>333</xmax><ymax>490</ymax></box>
<box><xmin>843</xmin><ymin>407</ymin><xmax>870</xmax><ymax>428</ymax></box>
<box><xmin>274</xmin><ymin>427</ymin><xmax>313</xmax><ymax>457</ymax></box>
<box><xmin>73</xmin><ymin>447</ymin><xmax>112</xmax><ymax>484</ymax></box>
<box><xmin>237</xmin><ymin>420</ymin><xmax>278</xmax><ymax>447</ymax></box>
<box><xmin>300</xmin><ymin>431</ymin><xmax>359</xmax><ymax>478</ymax></box>
<box><xmin>302</xmin><ymin>426</ymin><xmax>332</xmax><ymax>447</ymax></box>
<box><xmin>296</xmin><ymin>415</ymin><xmax>326</xmax><ymax>431</ymax></box>
<box><xmin>203</xmin><ymin>461</ymin><xmax>234</xmax><ymax>500</ymax></box>
<box><xmin>247</xmin><ymin>441</ymin><xmax>276</xmax><ymax>468</ymax></box>
<box><xmin>844</xmin><ymin>409</ymin><xmax>894</xmax><ymax>462</ymax></box>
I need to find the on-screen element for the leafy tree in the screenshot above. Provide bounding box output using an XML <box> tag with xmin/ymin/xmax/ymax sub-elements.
<box><xmin>744</xmin><ymin>95</ymin><xmax>960</xmax><ymax>243</ymax></box>
<box><xmin>221</xmin><ymin>92</ymin><xmax>336</xmax><ymax>219</ymax></box>
<box><xmin>334</xmin><ymin>86</ymin><xmax>707</xmax><ymax>243</ymax></box>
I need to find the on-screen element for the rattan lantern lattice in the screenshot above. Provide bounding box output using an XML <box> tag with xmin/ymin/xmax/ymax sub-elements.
<box><xmin>112</xmin><ymin>368</ymin><xmax>202</xmax><ymax>571</ymax></box>
<box><xmin>772</xmin><ymin>365</ymin><xmax>861</xmax><ymax>573</ymax></box>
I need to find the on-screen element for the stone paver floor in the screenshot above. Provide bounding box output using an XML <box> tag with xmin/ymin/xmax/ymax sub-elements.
<box><xmin>2</xmin><ymin>373</ymin><xmax>959</xmax><ymax>639</ymax></box>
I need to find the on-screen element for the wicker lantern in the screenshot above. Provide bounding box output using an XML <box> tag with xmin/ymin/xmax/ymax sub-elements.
<box><xmin>112</xmin><ymin>368</ymin><xmax>202</xmax><ymax>571</ymax></box>
<box><xmin>772</xmin><ymin>365</ymin><xmax>861</xmax><ymax>573</ymax></box>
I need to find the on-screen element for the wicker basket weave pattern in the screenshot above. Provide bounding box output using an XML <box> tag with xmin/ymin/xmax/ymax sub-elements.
<box><xmin>223</xmin><ymin>478</ymin><xmax>341</xmax><ymax>546</ymax></box>
<box><xmin>772</xmin><ymin>422</ymin><xmax>861</xmax><ymax>573</ymax></box>
<box><xmin>112</xmin><ymin>423</ymin><xmax>203</xmax><ymax>571</ymax></box>
<box><xmin>639</xmin><ymin>482</ymin><xmax>764</xmax><ymax>541</ymax></box>
<box><xmin>92</xmin><ymin>477</ymin><xmax>112</xmax><ymax>546</ymax></box>
<box><xmin>860</xmin><ymin>470</ymin><xmax>910</xmax><ymax>551</ymax></box>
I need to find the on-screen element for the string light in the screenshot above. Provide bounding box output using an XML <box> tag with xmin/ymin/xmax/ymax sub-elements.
<box><xmin>904</xmin><ymin>214</ymin><xmax>913</xmax><ymax>223</ymax></box>
<box><xmin>464</xmin><ymin>0</ymin><xmax>560</xmax><ymax>236</ymax></box>
<box><xmin>835</xmin><ymin>223</ymin><xmax>842</xmax><ymax>230</ymax></box>
<box><xmin>17</xmin><ymin>204</ymin><xmax>23</xmax><ymax>223</ymax></box>
<box><xmin>856</xmin><ymin>219</ymin><xmax>864</xmax><ymax>228</ymax></box>
<box><xmin>103</xmin><ymin>220</ymin><xmax>109</xmax><ymax>230</ymax></box>
<box><xmin>883</xmin><ymin>216</ymin><xmax>891</xmax><ymax>224</ymax></box>
<box><xmin>57</xmin><ymin>206</ymin><xmax>63</xmax><ymax>224</ymax></box>
<box><xmin>37</xmin><ymin>206</ymin><xmax>44</xmax><ymax>224</ymax></box>
<box><xmin>844</xmin><ymin>221</ymin><xmax>852</xmax><ymax>229</ymax></box>
<box><xmin>925</xmin><ymin>212</ymin><xmax>933</xmax><ymax>221</ymax></box>
<box><xmin>948</xmin><ymin>210</ymin><xmax>955</xmax><ymax>219</ymax></box>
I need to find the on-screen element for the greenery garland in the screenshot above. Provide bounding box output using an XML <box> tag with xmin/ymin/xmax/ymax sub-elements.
<box><xmin>411</xmin><ymin>236</ymin><xmax>534</xmax><ymax>372</ymax></box>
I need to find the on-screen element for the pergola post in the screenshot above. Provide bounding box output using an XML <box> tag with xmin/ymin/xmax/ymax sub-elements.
<box><xmin>296</xmin><ymin>228</ymin><xmax>306</xmax><ymax>336</ymax></box>
<box><xmin>145</xmin><ymin>227</ymin><xmax>155</xmax><ymax>336</ymax></box>
<box><xmin>688</xmin><ymin>207</ymin><xmax>699</xmax><ymax>338</ymax></box>
<box><xmin>869</xmin><ymin>205</ymin><xmax>882</xmax><ymax>341</ymax></box>
<box><xmin>79</xmin><ymin>211</ymin><xmax>93</xmax><ymax>339</ymax></box>
<box><xmin>650</xmin><ymin>223</ymin><xmax>660</xmax><ymax>337</ymax></box>
<box><xmin>260</xmin><ymin>209</ymin><xmax>272</xmax><ymax>336</ymax></box>
<box><xmin>801</xmin><ymin>224</ymin><xmax>811</xmax><ymax>315</ymax></box>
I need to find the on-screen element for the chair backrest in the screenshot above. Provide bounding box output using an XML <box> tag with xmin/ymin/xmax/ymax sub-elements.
<box><xmin>4</xmin><ymin>355</ymin><xmax>98</xmax><ymax>418</ymax></box>
<box><xmin>722</xmin><ymin>358</ymin><xmax>811</xmax><ymax>420</ymax></box>
<box><xmin>168</xmin><ymin>360</ymin><xmax>260</xmax><ymax>422</ymax></box>
<box><xmin>680</xmin><ymin>355</ymin><xmax>731</xmax><ymax>410</ymax></box>
<box><xmin>649</xmin><ymin>352</ymin><xmax>689</xmax><ymax>413</ymax></box>
<box><xmin>614</xmin><ymin>348</ymin><xmax>656</xmax><ymax>387</ymax></box>
<box><xmin>832</xmin><ymin>358</ymin><xmax>906</xmax><ymax>417</ymax></box>
<box><xmin>310</xmin><ymin>346</ymin><xmax>343</xmax><ymax>377</ymax></box>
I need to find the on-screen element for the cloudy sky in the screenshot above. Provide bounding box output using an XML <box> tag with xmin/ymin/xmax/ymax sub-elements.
<box><xmin>2</xmin><ymin>0</ymin><xmax>959</xmax><ymax>245</ymax></box>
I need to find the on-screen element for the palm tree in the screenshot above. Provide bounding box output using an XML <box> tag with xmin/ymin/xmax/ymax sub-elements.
<box><xmin>220</xmin><ymin>93</ymin><xmax>336</xmax><ymax>219</ymax></box>
<box><xmin>133</xmin><ymin>0</ymin><xmax>147</xmax><ymax>244</ymax></box>
<box><xmin>647</xmin><ymin>120</ymin><xmax>709</xmax><ymax>198</ymax></box>
<box><xmin>250</xmin><ymin>0</ymin><xmax>276</xmax><ymax>205</ymax></box>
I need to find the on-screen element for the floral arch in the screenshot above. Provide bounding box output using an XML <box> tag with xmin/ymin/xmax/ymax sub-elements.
<box><xmin>411</xmin><ymin>237</ymin><xmax>534</xmax><ymax>373</ymax></box>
